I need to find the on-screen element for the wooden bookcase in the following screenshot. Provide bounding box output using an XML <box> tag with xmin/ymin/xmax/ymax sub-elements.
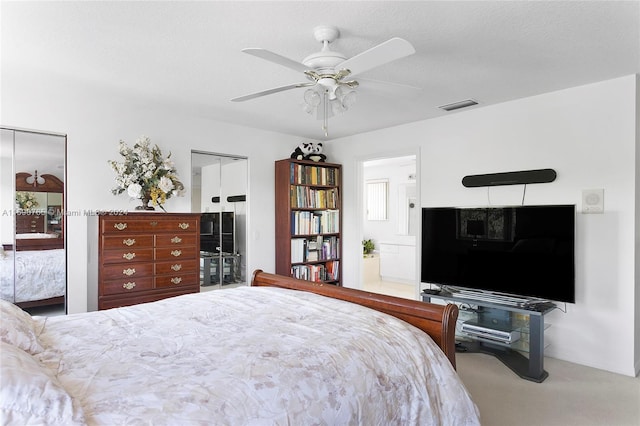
<box><xmin>275</xmin><ymin>159</ymin><xmax>342</xmax><ymax>285</ymax></box>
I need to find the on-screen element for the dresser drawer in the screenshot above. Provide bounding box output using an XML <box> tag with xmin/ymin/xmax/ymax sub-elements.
<box><xmin>103</xmin><ymin>235</ymin><xmax>154</xmax><ymax>249</ymax></box>
<box><xmin>155</xmin><ymin>233</ymin><xmax>198</xmax><ymax>247</ymax></box>
<box><xmin>154</xmin><ymin>219</ymin><xmax>198</xmax><ymax>233</ymax></box>
<box><xmin>101</xmin><ymin>218</ymin><xmax>157</xmax><ymax>233</ymax></box>
<box><xmin>155</xmin><ymin>273</ymin><xmax>199</xmax><ymax>288</ymax></box>
<box><xmin>155</xmin><ymin>246</ymin><xmax>198</xmax><ymax>261</ymax></box>
<box><xmin>101</xmin><ymin>217</ymin><xmax>198</xmax><ymax>233</ymax></box>
<box><xmin>102</xmin><ymin>248</ymin><xmax>154</xmax><ymax>264</ymax></box>
<box><xmin>155</xmin><ymin>259</ymin><xmax>198</xmax><ymax>275</ymax></box>
<box><xmin>101</xmin><ymin>277</ymin><xmax>154</xmax><ymax>296</ymax></box>
<box><xmin>102</xmin><ymin>263</ymin><xmax>154</xmax><ymax>280</ymax></box>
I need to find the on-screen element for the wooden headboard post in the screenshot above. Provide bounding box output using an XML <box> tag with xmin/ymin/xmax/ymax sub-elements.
<box><xmin>250</xmin><ymin>270</ymin><xmax>459</xmax><ymax>369</ymax></box>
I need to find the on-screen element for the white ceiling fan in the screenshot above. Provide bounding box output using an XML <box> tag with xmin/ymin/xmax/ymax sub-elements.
<box><xmin>231</xmin><ymin>25</ymin><xmax>419</xmax><ymax>136</ymax></box>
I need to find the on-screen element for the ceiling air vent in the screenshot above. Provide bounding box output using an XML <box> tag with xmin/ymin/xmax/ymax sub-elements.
<box><xmin>438</xmin><ymin>99</ymin><xmax>478</xmax><ymax>112</ymax></box>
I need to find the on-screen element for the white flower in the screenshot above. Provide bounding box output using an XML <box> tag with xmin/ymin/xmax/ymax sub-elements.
<box><xmin>127</xmin><ymin>183</ymin><xmax>142</xmax><ymax>199</ymax></box>
<box><xmin>118</xmin><ymin>140</ymin><xmax>128</xmax><ymax>155</ymax></box>
<box><xmin>158</xmin><ymin>176</ymin><xmax>174</xmax><ymax>193</ymax></box>
<box><xmin>162</xmin><ymin>158</ymin><xmax>174</xmax><ymax>170</ymax></box>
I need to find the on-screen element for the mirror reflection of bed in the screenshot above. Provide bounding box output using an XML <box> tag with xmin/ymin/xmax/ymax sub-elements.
<box><xmin>0</xmin><ymin>128</ymin><xmax>67</xmax><ymax>315</ymax></box>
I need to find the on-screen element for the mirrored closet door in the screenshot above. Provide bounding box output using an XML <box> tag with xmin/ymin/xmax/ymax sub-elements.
<box><xmin>0</xmin><ymin>127</ymin><xmax>67</xmax><ymax>314</ymax></box>
<box><xmin>191</xmin><ymin>151</ymin><xmax>247</xmax><ymax>289</ymax></box>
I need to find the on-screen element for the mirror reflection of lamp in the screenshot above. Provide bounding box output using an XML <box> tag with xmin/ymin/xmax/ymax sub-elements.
<box><xmin>25</xmin><ymin>170</ymin><xmax>46</xmax><ymax>187</ymax></box>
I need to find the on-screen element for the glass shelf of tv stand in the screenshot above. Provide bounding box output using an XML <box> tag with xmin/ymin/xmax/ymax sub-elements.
<box><xmin>455</xmin><ymin>309</ymin><xmax>551</xmax><ymax>354</ymax></box>
<box><xmin>422</xmin><ymin>290</ymin><xmax>556</xmax><ymax>382</ymax></box>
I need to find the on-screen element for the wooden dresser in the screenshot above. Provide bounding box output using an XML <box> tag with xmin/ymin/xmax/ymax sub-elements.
<box><xmin>16</xmin><ymin>213</ymin><xmax>45</xmax><ymax>234</ymax></box>
<box><xmin>93</xmin><ymin>213</ymin><xmax>200</xmax><ymax>310</ymax></box>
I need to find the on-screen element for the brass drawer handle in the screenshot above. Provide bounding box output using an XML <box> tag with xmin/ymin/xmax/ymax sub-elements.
<box><xmin>114</xmin><ymin>223</ymin><xmax>127</xmax><ymax>230</ymax></box>
<box><xmin>171</xmin><ymin>277</ymin><xmax>182</xmax><ymax>285</ymax></box>
<box><xmin>171</xmin><ymin>250</ymin><xmax>182</xmax><ymax>257</ymax></box>
<box><xmin>150</xmin><ymin>221</ymin><xmax>158</xmax><ymax>226</ymax></box>
<box><xmin>123</xmin><ymin>252</ymin><xmax>136</xmax><ymax>260</ymax></box>
<box><xmin>123</xmin><ymin>238</ymin><xmax>136</xmax><ymax>246</ymax></box>
<box><xmin>178</xmin><ymin>223</ymin><xmax>190</xmax><ymax>230</ymax></box>
<box><xmin>171</xmin><ymin>236</ymin><xmax>182</xmax><ymax>244</ymax></box>
<box><xmin>122</xmin><ymin>268</ymin><xmax>136</xmax><ymax>276</ymax></box>
<box><xmin>171</xmin><ymin>264</ymin><xmax>182</xmax><ymax>271</ymax></box>
<box><xmin>122</xmin><ymin>282</ymin><xmax>136</xmax><ymax>290</ymax></box>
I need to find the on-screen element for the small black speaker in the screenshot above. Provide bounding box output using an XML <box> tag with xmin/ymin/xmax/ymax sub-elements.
<box><xmin>227</xmin><ymin>195</ymin><xmax>246</xmax><ymax>202</ymax></box>
<box><xmin>462</xmin><ymin>169</ymin><xmax>556</xmax><ymax>188</ymax></box>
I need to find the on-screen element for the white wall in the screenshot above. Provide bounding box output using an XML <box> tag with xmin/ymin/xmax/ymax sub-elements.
<box><xmin>1</xmin><ymin>69</ymin><xmax>302</xmax><ymax>314</ymax></box>
<box><xmin>328</xmin><ymin>75</ymin><xmax>638</xmax><ymax>377</ymax></box>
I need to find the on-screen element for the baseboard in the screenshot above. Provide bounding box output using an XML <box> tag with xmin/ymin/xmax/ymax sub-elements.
<box><xmin>379</xmin><ymin>275</ymin><xmax>414</xmax><ymax>285</ymax></box>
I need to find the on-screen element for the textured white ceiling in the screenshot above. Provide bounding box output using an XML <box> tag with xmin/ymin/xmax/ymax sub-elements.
<box><xmin>2</xmin><ymin>1</ymin><xmax>639</xmax><ymax>140</ymax></box>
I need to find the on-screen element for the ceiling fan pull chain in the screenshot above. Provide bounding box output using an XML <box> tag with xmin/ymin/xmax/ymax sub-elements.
<box><xmin>323</xmin><ymin>90</ymin><xmax>329</xmax><ymax>137</ymax></box>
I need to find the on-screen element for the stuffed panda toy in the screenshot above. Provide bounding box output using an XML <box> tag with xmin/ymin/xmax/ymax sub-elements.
<box><xmin>305</xmin><ymin>142</ymin><xmax>327</xmax><ymax>162</ymax></box>
<box><xmin>290</xmin><ymin>142</ymin><xmax>314</xmax><ymax>160</ymax></box>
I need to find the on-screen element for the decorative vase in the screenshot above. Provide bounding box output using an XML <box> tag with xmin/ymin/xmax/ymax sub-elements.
<box><xmin>135</xmin><ymin>194</ymin><xmax>155</xmax><ymax>211</ymax></box>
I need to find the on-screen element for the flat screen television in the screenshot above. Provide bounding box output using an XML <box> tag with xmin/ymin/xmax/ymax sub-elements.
<box><xmin>200</xmin><ymin>212</ymin><xmax>235</xmax><ymax>253</ymax></box>
<box><xmin>421</xmin><ymin>205</ymin><xmax>575</xmax><ymax>303</ymax></box>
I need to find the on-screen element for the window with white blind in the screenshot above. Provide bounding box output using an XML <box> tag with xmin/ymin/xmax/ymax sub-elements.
<box><xmin>366</xmin><ymin>179</ymin><xmax>388</xmax><ymax>221</ymax></box>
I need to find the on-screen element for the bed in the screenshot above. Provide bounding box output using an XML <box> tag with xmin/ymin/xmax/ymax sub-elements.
<box><xmin>0</xmin><ymin>248</ymin><xmax>66</xmax><ymax>308</ymax></box>
<box><xmin>0</xmin><ymin>270</ymin><xmax>480</xmax><ymax>425</ymax></box>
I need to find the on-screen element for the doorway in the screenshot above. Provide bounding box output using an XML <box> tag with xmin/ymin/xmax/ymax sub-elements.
<box><xmin>360</xmin><ymin>154</ymin><xmax>418</xmax><ymax>300</ymax></box>
<box><xmin>191</xmin><ymin>151</ymin><xmax>248</xmax><ymax>290</ymax></box>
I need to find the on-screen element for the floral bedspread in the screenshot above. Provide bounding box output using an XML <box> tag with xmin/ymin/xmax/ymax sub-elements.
<box><xmin>0</xmin><ymin>249</ymin><xmax>65</xmax><ymax>303</ymax></box>
<box><xmin>34</xmin><ymin>286</ymin><xmax>480</xmax><ymax>425</ymax></box>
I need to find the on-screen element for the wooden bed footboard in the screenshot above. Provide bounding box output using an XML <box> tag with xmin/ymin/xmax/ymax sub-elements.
<box><xmin>251</xmin><ymin>270</ymin><xmax>459</xmax><ymax>369</ymax></box>
<box><xmin>16</xmin><ymin>296</ymin><xmax>65</xmax><ymax>309</ymax></box>
<box><xmin>15</xmin><ymin>238</ymin><xmax>64</xmax><ymax>251</ymax></box>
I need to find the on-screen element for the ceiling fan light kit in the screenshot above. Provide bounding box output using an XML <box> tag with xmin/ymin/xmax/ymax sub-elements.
<box><xmin>231</xmin><ymin>25</ymin><xmax>418</xmax><ymax>137</ymax></box>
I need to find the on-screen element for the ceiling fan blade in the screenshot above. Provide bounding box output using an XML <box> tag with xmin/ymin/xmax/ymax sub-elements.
<box><xmin>338</xmin><ymin>38</ymin><xmax>416</xmax><ymax>77</ymax></box>
<box><xmin>242</xmin><ymin>48</ymin><xmax>309</xmax><ymax>73</ymax></box>
<box><xmin>356</xmin><ymin>77</ymin><xmax>422</xmax><ymax>98</ymax></box>
<box><xmin>231</xmin><ymin>82</ymin><xmax>316</xmax><ymax>102</ymax></box>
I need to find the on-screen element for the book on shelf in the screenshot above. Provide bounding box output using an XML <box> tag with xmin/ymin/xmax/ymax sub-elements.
<box><xmin>290</xmin><ymin>236</ymin><xmax>339</xmax><ymax>263</ymax></box>
<box><xmin>289</xmin><ymin>186</ymin><xmax>339</xmax><ymax>209</ymax></box>
<box><xmin>289</xmin><ymin>163</ymin><xmax>339</xmax><ymax>186</ymax></box>
<box><xmin>290</xmin><ymin>260</ymin><xmax>340</xmax><ymax>283</ymax></box>
<box><xmin>290</xmin><ymin>210</ymin><xmax>339</xmax><ymax>235</ymax></box>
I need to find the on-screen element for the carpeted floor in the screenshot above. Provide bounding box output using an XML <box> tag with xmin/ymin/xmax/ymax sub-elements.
<box><xmin>456</xmin><ymin>352</ymin><xmax>640</xmax><ymax>426</ymax></box>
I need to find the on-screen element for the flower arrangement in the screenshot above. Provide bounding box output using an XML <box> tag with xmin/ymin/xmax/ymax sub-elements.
<box><xmin>16</xmin><ymin>191</ymin><xmax>39</xmax><ymax>210</ymax></box>
<box><xmin>108</xmin><ymin>136</ymin><xmax>184</xmax><ymax>211</ymax></box>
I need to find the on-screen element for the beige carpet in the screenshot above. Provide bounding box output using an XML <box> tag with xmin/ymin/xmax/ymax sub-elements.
<box><xmin>456</xmin><ymin>352</ymin><xmax>640</xmax><ymax>426</ymax></box>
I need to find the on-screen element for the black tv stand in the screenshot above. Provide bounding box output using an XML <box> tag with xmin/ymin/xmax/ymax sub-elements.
<box><xmin>422</xmin><ymin>291</ymin><xmax>556</xmax><ymax>382</ymax></box>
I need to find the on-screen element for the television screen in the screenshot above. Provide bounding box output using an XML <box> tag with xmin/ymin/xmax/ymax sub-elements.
<box><xmin>200</xmin><ymin>212</ymin><xmax>235</xmax><ymax>253</ymax></box>
<box><xmin>421</xmin><ymin>205</ymin><xmax>575</xmax><ymax>303</ymax></box>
